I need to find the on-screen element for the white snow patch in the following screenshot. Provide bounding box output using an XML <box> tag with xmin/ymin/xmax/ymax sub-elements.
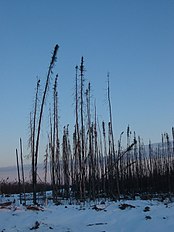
<box><xmin>0</xmin><ymin>196</ymin><xmax>173</xmax><ymax>232</ymax></box>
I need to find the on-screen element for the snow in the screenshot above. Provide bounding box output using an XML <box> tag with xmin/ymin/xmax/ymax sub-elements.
<box><xmin>0</xmin><ymin>196</ymin><xmax>174</xmax><ymax>231</ymax></box>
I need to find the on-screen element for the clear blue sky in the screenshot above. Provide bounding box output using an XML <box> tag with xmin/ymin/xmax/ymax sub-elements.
<box><xmin>0</xmin><ymin>0</ymin><xmax>174</xmax><ymax>167</ymax></box>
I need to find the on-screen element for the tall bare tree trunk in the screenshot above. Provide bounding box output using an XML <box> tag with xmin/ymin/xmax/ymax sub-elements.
<box><xmin>80</xmin><ymin>57</ymin><xmax>85</xmax><ymax>200</ymax></box>
<box><xmin>50</xmin><ymin>75</ymin><xmax>60</xmax><ymax>202</ymax></box>
<box><xmin>86</xmin><ymin>83</ymin><xmax>93</xmax><ymax>198</ymax></box>
<box><xmin>74</xmin><ymin>65</ymin><xmax>82</xmax><ymax>198</ymax></box>
<box><xmin>55</xmin><ymin>76</ymin><xmax>60</xmax><ymax>197</ymax></box>
<box><xmin>107</xmin><ymin>74</ymin><xmax>120</xmax><ymax>199</ymax></box>
<box><xmin>33</xmin><ymin>44</ymin><xmax>59</xmax><ymax>204</ymax></box>
<box><xmin>31</xmin><ymin>79</ymin><xmax>40</xmax><ymax>204</ymax></box>
<box><xmin>16</xmin><ymin>148</ymin><xmax>22</xmax><ymax>204</ymax></box>
<box><xmin>20</xmin><ymin>138</ymin><xmax>26</xmax><ymax>205</ymax></box>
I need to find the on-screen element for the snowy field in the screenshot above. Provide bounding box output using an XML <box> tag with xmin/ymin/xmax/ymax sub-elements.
<box><xmin>0</xmin><ymin>195</ymin><xmax>174</xmax><ymax>232</ymax></box>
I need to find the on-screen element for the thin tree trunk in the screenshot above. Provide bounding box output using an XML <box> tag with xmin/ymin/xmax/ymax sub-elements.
<box><xmin>20</xmin><ymin>138</ymin><xmax>26</xmax><ymax>205</ymax></box>
<box><xmin>107</xmin><ymin>74</ymin><xmax>120</xmax><ymax>199</ymax></box>
<box><xmin>34</xmin><ymin>44</ymin><xmax>59</xmax><ymax>204</ymax></box>
<box><xmin>16</xmin><ymin>148</ymin><xmax>22</xmax><ymax>204</ymax></box>
<box><xmin>32</xmin><ymin>79</ymin><xmax>40</xmax><ymax>205</ymax></box>
<box><xmin>80</xmin><ymin>57</ymin><xmax>85</xmax><ymax>200</ymax></box>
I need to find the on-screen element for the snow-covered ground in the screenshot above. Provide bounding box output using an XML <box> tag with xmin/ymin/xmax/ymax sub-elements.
<box><xmin>0</xmin><ymin>195</ymin><xmax>174</xmax><ymax>232</ymax></box>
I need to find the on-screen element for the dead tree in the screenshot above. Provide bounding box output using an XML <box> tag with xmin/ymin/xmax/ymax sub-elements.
<box><xmin>73</xmin><ymin>65</ymin><xmax>81</xmax><ymax>198</ymax></box>
<box><xmin>44</xmin><ymin>144</ymin><xmax>48</xmax><ymax>185</ymax></box>
<box><xmin>79</xmin><ymin>57</ymin><xmax>85</xmax><ymax>199</ymax></box>
<box><xmin>50</xmin><ymin>75</ymin><xmax>60</xmax><ymax>202</ymax></box>
<box><xmin>16</xmin><ymin>148</ymin><xmax>22</xmax><ymax>204</ymax></box>
<box><xmin>20</xmin><ymin>138</ymin><xmax>26</xmax><ymax>205</ymax></box>
<box><xmin>98</xmin><ymin>120</ymin><xmax>105</xmax><ymax>196</ymax></box>
<box><xmin>50</xmin><ymin>76</ymin><xmax>57</xmax><ymax>201</ymax></box>
<box><xmin>62</xmin><ymin>125</ymin><xmax>70</xmax><ymax>198</ymax></box>
<box><xmin>107</xmin><ymin>73</ymin><xmax>120</xmax><ymax>199</ymax></box>
<box><xmin>31</xmin><ymin>79</ymin><xmax>40</xmax><ymax>205</ymax></box>
<box><xmin>86</xmin><ymin>83</ymin><xmax>96</xmax><ymax>198</ymax></box>
<box><xmin>33</xmin><ymin>44</ymin><xmax>59</xmax><ymax>204</ymax></box>
<box><xmin>43</xmin><ymin>144</ymin><xmax>48</xmax><ymax>202</ymax></box>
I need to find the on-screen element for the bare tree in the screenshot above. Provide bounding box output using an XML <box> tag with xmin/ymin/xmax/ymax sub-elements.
<box><xmin>16</xmin><ymin>148</ymin><xmax>22</xmax><ymax>204</ymax></box>
<box><xmin>107</xmin><ymin>73</ymin><xmax>120</xmax><ymax>199</ymax></box>
<box><xmin>20</xmin><ymin>138</ymin><xmax>26</xmax><ymax>205</ymax></box>
<box><xmin>33</xmin><ymin>44</ymin><xmax>59</xmax><ymax>204</ymax></box>
<box><xmin>31</xmin><ymin>79</ymin><xmax>40</xmax><ymax>204</ymax></box>
<box><xmin>79</xmin><ymin>57</ymin><xmax>85</xmax><ymax>199</ymax></box>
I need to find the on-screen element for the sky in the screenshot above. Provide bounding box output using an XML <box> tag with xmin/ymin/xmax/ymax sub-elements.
<box><xmin>0</xmin><ymin>0</ymin><xmax>174</xmax><ymax>167</ymax></box>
